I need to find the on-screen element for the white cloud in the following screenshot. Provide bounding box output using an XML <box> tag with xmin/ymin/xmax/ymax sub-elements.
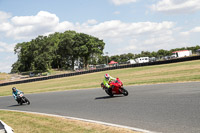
<box><xmin>151</xmin><ymin>0</ymin><xmax>200</xmax><ymax>13</ymax></box>
<box><xmin>191</xmin><ymin>26</ymin><xmax>200</xmax><ymax>32</ymax></box>
<box><xmin>120</xmin><ymin>31</ymin><xmax>175</xmax><ymax>54</ymax></box>
<box><xmin>0</xmin><ymin>42</ymin><xmax>15</xmax><ymax>52</ymax></box>
<box><xmin>0</xmin><ymin>41</ymin><xmax>17</xmax><ymax>73</ymax></box>
<box><xmin>11</xmin><ymin>11</ymin><xmax>59</xmax><ymax>26</ymax></box>
<box><xmin>0</xmin><ymin>11</ymin><xmax>175</xmax><ymax>50</ymax></box>
<box><xmin>86</xmin><ymin>19</ymin><xmax>98</xmax><ymax>25</ymax></box>
<box><xmin>0</xmin><ymin>11</ymin><xmax>12</xmax><ymax>33</ymax></box>
<box><xmin>77</xmin><ymin>20</ymin><xmax>174</xmax><ymax>39</ymax></box>
<box><xmin>0</xmin><ymin>11</ymin><xmax>11</xmax><ymax>22</ymax></box>
<box><xmin>124</xmin><ymin>39</ymin><xmax>138</xmax><ymax>51</ymax></box>
<box><xmin>54</xmin><ymin>21</ymin><xmax>74</xmax><ymax>33</ymax></box>
<box><xmin>0</xmin><ymin>22</ymin><xmax>12</xmax><ymax>32</ymax></box>
<box><xmin>3</xmin><ymin>12</ymin><xmax>96</xmax><ymax>40</ymax></box>
<box><xmin>181</xmin><ymin>26</ymin><xmax>200</xmax><ymax>35</ymax></box>
<box><xmin>3</xmin><ymin>11</ymin><xmax>176</xmax><ymax>54</ymax></box>
<box><xmin>110</xmin><ymin>0</ymin><xmax>137</xmax><ymax>5</ymax></box>
<box><xmin>73</xmin><ymin>20</ymin><xmax>175</xmax><ymax>54</ymax></box>
<box><xmin>0</xmin><ymin>58</ymin><xmax>15</xmax><ymax>73</ymax></box>
<box><xmin>0</xmin><ymin>10</ymin><xmax>185</xmax><ymax>55</ymax></box>
<box><xmin>5</xmin><ymin>11</ymin><xmax>60</xmax><ymax>39</ymax></box>
<box><xmin>114</xmin><ymin>11</ymin><xmax>120</xmax><ymax>15</ymax></box>
<box><xmin>80</xmin><ymin>19</ymin><xmax>98</xmax><ymax>28</ymax></box>
<box><xmin>0</xmin><ymin>10</ymin><xmax>194</xmax><ymax>72</ymax></box>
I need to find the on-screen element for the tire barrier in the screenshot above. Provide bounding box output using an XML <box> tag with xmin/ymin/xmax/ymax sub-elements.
<box><xmin>1</xmin><ymin>55</ymin><xmax>200</xmax><ymax>87</ymax></box>
<box><xmin>0</xmin><ymin>120</ymin><xmax>14</xmax><ymax>133</ymax></box>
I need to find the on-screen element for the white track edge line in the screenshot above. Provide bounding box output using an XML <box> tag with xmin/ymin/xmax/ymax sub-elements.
<box><xmin>0</xmin><ymin>109</ymin><xmax>158</xmax><ymax>133</ymax></box>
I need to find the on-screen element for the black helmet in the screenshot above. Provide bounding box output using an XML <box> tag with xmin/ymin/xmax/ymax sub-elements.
<box><xmin>12</xmin><ymin>87</ymin><xmax>16</xmax><ymax>91</ymax></box>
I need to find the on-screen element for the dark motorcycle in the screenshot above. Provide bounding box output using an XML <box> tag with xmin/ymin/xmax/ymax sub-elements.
<box><xmin>17</xmin><ymin>92</ymin><xmax>30</xmax><ymax>105</ymax></box>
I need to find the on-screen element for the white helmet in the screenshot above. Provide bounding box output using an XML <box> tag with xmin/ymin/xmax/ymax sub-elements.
<box><xmin>104</xmin><ymin>73</ymin><xmax>110</xmax><ymax>80</ymax></box>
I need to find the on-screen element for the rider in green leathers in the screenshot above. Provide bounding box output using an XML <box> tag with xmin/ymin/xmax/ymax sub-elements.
<box><xmin>103</xmin><ymin>73</ymin><xmax>116</xmax><ymax>90</ymax></box>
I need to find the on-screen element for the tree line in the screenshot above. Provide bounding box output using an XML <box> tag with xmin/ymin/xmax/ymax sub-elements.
<box><xmin>11</xmin><ymin>31</ymin><xmax>105</xmax><ymax>73</ymax></box>
<box><xmin>99</xmin><ymin>45</ymin><xmax>200</xmax><ymax>64</ymax></box>
<box><xmin>11</xmin><ymin>29</ymin><xmax>200</xmax><ymax>73</ymax></box>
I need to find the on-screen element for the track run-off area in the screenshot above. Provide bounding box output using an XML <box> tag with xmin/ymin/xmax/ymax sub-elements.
<box><xmin>0</xmin><ymin>82</ymin><xmax>200</xmax><ymax>133</ymax></box>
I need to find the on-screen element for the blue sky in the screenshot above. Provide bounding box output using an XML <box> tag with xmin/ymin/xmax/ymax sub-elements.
<box><xmin>0</xmin><ymin>0</ymin><xmax>200</xmax><ymax>73</ymax></box>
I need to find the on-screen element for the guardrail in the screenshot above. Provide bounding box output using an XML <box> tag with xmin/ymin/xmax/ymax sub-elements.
<box><xmin>0</xmin><ymin>120</ymin><xmax>14</xmax><ymax>133</ymax></box>
<box><xmin>0</xmin><ymin>55</ymin><xmax>200</xmax><ymax>87</ymax></box>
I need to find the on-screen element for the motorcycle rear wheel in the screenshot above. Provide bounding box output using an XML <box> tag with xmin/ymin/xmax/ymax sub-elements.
<box><xmin>19</xmin><ymin>99</ymin><xmax>23</xmax><ymax>105</ymax></box>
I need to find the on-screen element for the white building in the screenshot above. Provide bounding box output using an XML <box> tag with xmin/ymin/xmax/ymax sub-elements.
<box><xmin>127</xmin><ymin>59</ymin><xmax>136</xmax><ymax>64</ymax></box>
<box><xmin>135</xmin><ymin>57</ymin><xmax>149</xmax><ymax>63</ymax></box>
<box><xmin>171</xmin><ymin>50</ymin><xmax>192</xmax><ymax>58</ymax></box>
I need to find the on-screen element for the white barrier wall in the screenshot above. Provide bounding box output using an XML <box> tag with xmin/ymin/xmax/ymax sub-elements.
<box><xmin>0</xmin><ymin>120</ymin><xmax>14</xmax><ymax>133</ymax></box>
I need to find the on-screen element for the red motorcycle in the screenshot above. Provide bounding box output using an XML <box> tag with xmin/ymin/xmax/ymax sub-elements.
<box><xmin>101</xmin><ymin>78</ymin><xmax>128</xmax><ymax>97</ymax></box>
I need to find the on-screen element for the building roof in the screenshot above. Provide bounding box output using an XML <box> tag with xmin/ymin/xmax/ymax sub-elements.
<box><xmin>109</xmin><ymin>61</ymin><xmax>118</xmax><ymax>64</ymax></box>
<box><xmin>172</xmin><ymin>50</ymin><xmax>190</xmax><ymax>53</ymax></box>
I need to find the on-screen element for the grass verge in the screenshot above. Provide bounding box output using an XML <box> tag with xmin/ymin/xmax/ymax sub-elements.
<box><xmin>0</xmin><ymin>110</ymin><xmax>138</xmax><ymax>133</ymax></box>
<box><xmin>0</xmin><ymin>73</ymin><xmax>10</xmax><ymax>82</ymax></box>
<box><xmin>0</xmin><ymin>60</ymin><xmax>200</xmax><ymax>96</ymax></box>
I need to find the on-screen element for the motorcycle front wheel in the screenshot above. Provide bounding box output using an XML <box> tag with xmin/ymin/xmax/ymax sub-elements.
<box><xmin>105</xmin><ymin>89</ymin><xmax>113</xmax><ymax>97</ymax></box>
<box><xmin>120</xmin><ymin>87</ymin><xmax>129</xmax><ymax>96</ymax></box>
<box><xmin>24</xmin><ymin>97</ymin><xmax>30</xmax><ymax>105</ymax></box>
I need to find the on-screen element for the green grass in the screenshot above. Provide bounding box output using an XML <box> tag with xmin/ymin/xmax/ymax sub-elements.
<box><xmin>0</xmin><ymin>73</ymin><xmax>10</xmax><ymax>81</ymax></box>
<box><xmin>1</xmin><ymin>60</ymin><xmax>200</xmax><ymax>133</ymax></box>
<box><xmin>0</xmin><ymin>110</ymin><xmax>136</xmax><ymax>133</ymax></box>
<box><xmin>0</xmin><ymin>60</ymin><xmax>200</xmax><ymax>96</ymax></box>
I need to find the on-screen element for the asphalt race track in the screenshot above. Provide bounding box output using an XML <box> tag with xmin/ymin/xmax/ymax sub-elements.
<box><xmin>0</xmin><ymin>82</ymin><xmax>200</xmax><ymax>133</ymax></box>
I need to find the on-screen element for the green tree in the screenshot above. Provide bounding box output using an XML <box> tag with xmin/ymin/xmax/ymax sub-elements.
<box><xmin>157</xmin><ymin>49</ymin><xmax>170</xmax><ymax>57</ymax></box>
<box><xmin>73</xmin><ymin>33</ymin><xmax>105</xmax><ymax>69</ymax></box>
<box><xmin>126</xmin><ymin>53</ymin><xmax>135</xmax><ymax>60</ymax></box>
<box><xmin>58</xmin><ymin>31</ymin><xmax>76</xmax><ymax>69</ymax></box>
<box><xmin>110</xmin><ymin>55</ymin><xmax>120</xmax><ymax>63</ymax></box>
<box><xmin>12</xmin><ymin>42</ymin><xmax>33</xmax><ymax>72</ymax></box>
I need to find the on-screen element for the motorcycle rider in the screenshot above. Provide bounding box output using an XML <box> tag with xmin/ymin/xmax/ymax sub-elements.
<box><xmin>12</xmin><ymin>87</ymin><xmax>22</xmax><ymax>104</ymax></box>
<box><xmin>103</xmin><ymin>74</ymin><xmax>116</xmax><ymax>92</ymax></box>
